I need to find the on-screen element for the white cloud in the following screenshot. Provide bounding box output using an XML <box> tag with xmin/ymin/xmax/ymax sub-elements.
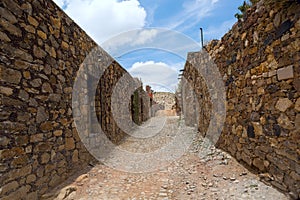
<box><xmin>128</xmin><ymin>61</ymin><xmax>180</xmax><ymax>92</ymax></box>
<box><xmin>102</xmin><ymin>29</ymin><xmax>159</xmax><ymax>55</ymax></box>
<box><xmin>132</xmin><ymin>29</ymin><xmax>158</xmax><ymax>45</ymax></box>
<box><xmin>53</xmin><ymin>0</ymin><xmax>147</xmax><ymax>44</ymax></box>
<box><xmin>167</xmin><ymin>0</ymin><xmax>220</xmax><ymax>31</ymax></box>
<box><xmin>144</xmin><ymin>4</ymin><xmax>157</xmax><ymax>26</ymax></box>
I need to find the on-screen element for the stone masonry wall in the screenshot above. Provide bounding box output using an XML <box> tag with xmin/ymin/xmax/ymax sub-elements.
<box><xmin>0</xmin><ymin>0</ymin><xmax>150</xmax><ymax>199</ymax></box>
<box><xmin>182</xmin><ymin>0</ymin><xmax>300</xmax><ymax>198</ymax></box>
<box><xmin>182</xmin><ymin>57</ymin><xmax>212</xmax><ymax>133</ymax></box>
<box><xmin>132</xmin><ymin>86</ymin><xmax>151</xmax><ymax>125</ymax></box>
<box><xmin>153</xmin><ymin>92</ymin><xmax>176</xmax><ymax>110</ymax></box>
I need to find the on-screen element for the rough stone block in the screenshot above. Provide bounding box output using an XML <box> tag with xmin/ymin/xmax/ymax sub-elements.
<box><xmin>65</xmin><ymin>138</ymin><xmax>75</xmax><ymax>150</ymax></box>
<box><xmin>0</xmin><ymin>7</ymin><xmax>17</xmax><ymax>24</ymax></box>
<box><xmin>49</xmin><ymin>174</ymin><xmax>61</xmax><ymax>187</ymax></box>
<box><xmin>54</xmin><ymin>130</ymin><xmax>63</xmax><ymax>136</ymax></box>
<box><xmin>61</xmin><ymin>41</ymin><xmax>69</xmax><ymax>50</ymax></box>
<box><xmin>14</xmin><ymin>60</ymin><xmax>31</xmax><ymax>70</ymax></box>
<box><xmin>0</xmin><ymin>181</ymin><xmax>19</xmax><ymax>195</ymax></box>
<box><xmin>241</xmin><ymin>152</ymin><xmax>252</xmax><ymax>166</ymax></box>
<box><xmin>18</xmin><ymin>90</ymin><xmax>29</xmax><ymax>101</ymax></box>
<box><xmin>41</xmin><ymin>153</ymin><xmax>50</xmax><ymax>164</ymax></box>
<box><xmin>27</xmin><ymin>16</ymin><xmax>39</xmax><ymax>27</ymax></box>
<box><xmin>10</xmin><ymin>165</ymin><xmax>32</xmax><ymax>181</ymax></box>
<box><xmin>33</xmin><ymin>45</ymin><xmax>46</xmax><ymax>58</ymax></box>
<box><xmin>72</xmin><ymin>150</ymin><xmax>79</xmax><ymax>162</ymax></box>
<box><xmin>26</xmin><ymin>174</ymin><xmax>36</xmax><ymax>184</ymax></box>
<box><xmin>23</xmin><ymin>24</ymin><xmax>35</xmax><ymax>33</ymax></box>
<box><xmin>50</xmin><ymin>16</ymin><xmax>61</xmax><ymax>29</ymax></box>
<box><xmin>0</xmin><ymin>86</ymin><xmax>13</xmax><ymax>96</ymax></box>
<box><xmin>277</xmin><ymin>113</ymin><xmax>294</xmax><ymax>130</ymax></box>
<box><xmin>37</xmin><ymin>30</ymin><xmax>47</xmax><ymax>39</ymax></box>
<box><xmin>0</xmin><ymin>66</ymin><xmax>22</xmax><ymax>84</ymax></box>
<box><xmin>42</xmin><ymin>82</ymin><xmax>53</xmax><ymax>93</ymax></box>
<box><xmin>30</xmin><ymin>134</ymin><xmax>44</xmax><ymax>143</ymax></box>
<box><xmin>36</xmin><ymin>107</ymin><xmax>49</xmax><ymax>123</ymax></box>
<box><xmin>30</xmin><ymin>78</ymin><xmax>42</xmax><ymax>88</ymax></box>
<box><xmin>268</xmin><ymin>70</ymin><xmax>277</xmax><ymax>77</ymax></box>
<box><xmin>253</xmin><ymin>158</ymin><xmax>265</xmax><ymax>171</ymax></box>
<box><xmin>267</xmin><ymin>155</ymin><xmax>289</xmax><ymax>171</ymax></box>
<box><xmin>277</xmin><ymin>65</ymin><xmax>294</xmax><ymax>80</ymax></box>
<box><xmin>11</xmin><ymin>155</ymin><xmax>29</xmax><ymax>167</ymax></box>
<box><xmin>295</xmin><ymin>98</ymin><xmax>300</xmax><ymax>112</ymax></box>
<box><xmin>275</xmin><ymin>98</ymin><xmax>293</xmax><ymax>112</ymax></box>
<box><xmin>0</xmin><ymin>136</ymin><xmax>10</xmax><ymax>147</ymax></box>
<box><xmin>40</xmin><ymin>122</ymin><xmax>53</xmax><ymax>132</ymax></box>
<box><xmin>0</xmin><ymin>18</ymin><xmax>22</xmax><ymax>37</ymax></box>
<box><xmin>252</xmin><ymin>122</ymin><xmax>263</xmax><ymax>135</ymax></box>
<box><xmin>35</xmin><ymin>143</ymin><xmax>51</xmax><ymax>152</ymax></box>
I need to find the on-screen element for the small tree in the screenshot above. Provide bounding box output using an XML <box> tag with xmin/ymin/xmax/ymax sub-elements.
<box><xmin>235</xmin><ymin>0</ymin><xmax>259</xmax><ymax>19</ymax></box>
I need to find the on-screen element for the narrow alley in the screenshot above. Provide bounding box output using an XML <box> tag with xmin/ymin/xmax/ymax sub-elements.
<box><xmin>44</xmin><ymin>116</ymin><xmax>288</xmax><ymax>200</ymax></box>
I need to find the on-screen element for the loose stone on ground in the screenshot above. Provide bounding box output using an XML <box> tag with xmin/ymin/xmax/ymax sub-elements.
<box><xmin>44</xmin><ymin>117</ymin><xmax>288</xmax><ymax>200</ymax></box>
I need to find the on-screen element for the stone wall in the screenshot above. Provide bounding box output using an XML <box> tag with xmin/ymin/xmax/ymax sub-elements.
<box><xmin>181</xmin><ymin>57</ymin><xmax>212</xmax><ymax>133</ymax></box>
<box><xmin>181</xmin><ymin>0</ymin><xmax>300</xmax><ymax>198</ymax></box>
<box><xmin>153</xmin><ymin>92</ymin><xmax>175</xmax><ymax>110</ymax></box>
<box><xmin>0</xmin><ymin>0</ymin><xmax>150</xmax><ymax>199</ymax></box>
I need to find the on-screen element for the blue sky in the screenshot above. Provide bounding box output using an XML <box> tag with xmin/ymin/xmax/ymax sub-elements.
<box><xmin>53</xmin><ymin>0</ymin><xmax>244</xmax><ymax>91</ymax></box>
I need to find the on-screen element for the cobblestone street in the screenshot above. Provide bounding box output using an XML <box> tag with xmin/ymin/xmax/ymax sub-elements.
<box><xmin>44</xmin><ymin>117</ymin><xmax>288</xmax><ymax>200</ymax></box>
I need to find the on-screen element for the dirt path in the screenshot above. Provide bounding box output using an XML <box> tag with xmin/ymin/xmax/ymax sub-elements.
<box><xmin>44</xmin><ymin>117</ymin><xmax>288</xmax><ymax>200</ymax></box>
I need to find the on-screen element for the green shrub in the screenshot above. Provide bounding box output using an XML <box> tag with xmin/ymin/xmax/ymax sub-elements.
<box><xmin>235</xmin><ymin>0</ymin><xmax>259</xmax><ymax>19</ymax></box>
